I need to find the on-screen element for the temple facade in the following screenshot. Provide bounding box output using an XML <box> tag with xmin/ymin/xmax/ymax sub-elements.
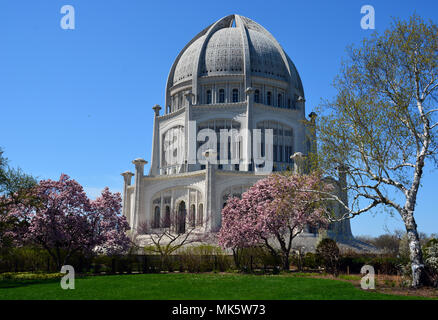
<box><xmin>121</xmin><ymin>14</ymin><xmax>353</xmax><ymax>244</ymax></box>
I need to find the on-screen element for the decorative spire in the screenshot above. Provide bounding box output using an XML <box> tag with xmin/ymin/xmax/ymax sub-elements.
<box><xmin>121</xmin><ymin>171</ymin><xmax>134</xmax><ymax>186</ymax></box>
<box><xmin>152</xmin><ymin>104</ymin><xmax>161</xmax><ymax>117</ymax></box>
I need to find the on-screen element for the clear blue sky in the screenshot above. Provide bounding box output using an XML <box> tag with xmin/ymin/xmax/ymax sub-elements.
<box><xmin>0</xmin><ymin>0</ymin><xmax>437</xmax><ymax>237</ymax></box>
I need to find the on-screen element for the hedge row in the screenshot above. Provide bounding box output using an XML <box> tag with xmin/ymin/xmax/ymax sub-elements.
<box><xmin>292</xmin><ymin>252</ymin><xmax>408</xmax><ymax>275</ymax></box>
<box><xmin>0</xmin><ymin>246</ymin><xmax>408</xmax><ymax>275</ymax></box>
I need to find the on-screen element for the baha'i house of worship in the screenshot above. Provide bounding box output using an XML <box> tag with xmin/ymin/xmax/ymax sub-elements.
<box><xmin>120</xmin><ymin>14</ymin><xmax>369</xmax><ymax>251</ymax></box>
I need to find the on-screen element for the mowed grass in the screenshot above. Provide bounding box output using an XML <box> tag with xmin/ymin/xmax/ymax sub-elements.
<box><xmin>0</xmin><ymin>273</ymin><xmax>432</xmax><ymax>300</ymax></box>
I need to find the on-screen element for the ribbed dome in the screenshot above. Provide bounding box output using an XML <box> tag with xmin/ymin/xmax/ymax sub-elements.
<box><xmin>173</xmin><ymin>35</ymin><xmax>206</xmax><ymax>84</ymax></box>
<box><xmin>173</xmin><ymin>28</ymin><xmax>291</xmax><ymax>83</ymax></box>
<box><xmin>166</xmin><ymin>14</ymin><xmax>304</xmax><ymax>106</ymax></box>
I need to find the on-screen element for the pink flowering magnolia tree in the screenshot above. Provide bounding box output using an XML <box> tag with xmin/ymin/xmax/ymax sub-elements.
<box><xmin>218</xmin><ymin>173</ymin><xmax>332</xmax><ymax>270</ymax></box>
<box><xmin>88</xmin><ymin>187</ymin><xmax>131</xmax><ymax>256</ymax></box>
<box><xmin>8</xmin><ymin>174</ymin><xmax>130</xmax><ymax>269</ymax></box>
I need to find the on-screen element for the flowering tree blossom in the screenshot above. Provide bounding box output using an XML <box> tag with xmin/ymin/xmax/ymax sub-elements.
<box><xmin>88</xmin><ymin>187</ymin><xmax>131</xmax><ymax>256</ymax></box>
<box><xmin>8</xmin><ymin>174</ymin><xmax>130</xmax><ymax>268</ymax></box>
<box><xmin>424</xmin><ymin>240</ymin><xmax>438</xmax><ymax>286</ymax></box>
<box><xmin>219</xmin><ymin>173</ymin><xmax>331</xmax><ymax>270</ymax></box>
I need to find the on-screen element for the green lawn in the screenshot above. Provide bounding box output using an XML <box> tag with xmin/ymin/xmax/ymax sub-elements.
<box><xmin>0</xmin><ymin>273</ymin><xmax>433</xmax><ymax>300</ymax></box>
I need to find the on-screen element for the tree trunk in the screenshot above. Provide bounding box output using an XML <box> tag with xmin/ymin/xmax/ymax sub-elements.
<box><xmin>232</xmin><ymin>248</ymin><xmax>240</xmax><ymax>269</ymax></box>
<box><xmin>282</xmin><ymin>254</ymin><xmax>290</xmax><ymax>271</ymax></box>
<box><xmin>403</xmin><ymin>212</ymin><xmax>428</xmax><ymax>287</ymax></box>
<box><xmin>55</xmin><ymin>246</ymin><xmax>63</xmax><ymax>271</ymax></box>
<box><xmin>406</xmin><ymin>227</ymin><xmax>428</xmax><ymax>287</ymax></box>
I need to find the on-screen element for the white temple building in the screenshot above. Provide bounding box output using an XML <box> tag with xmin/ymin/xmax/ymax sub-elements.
<box><xmin>121</xmin><ymin>14</ymin><xmax>354</xmax><ymax>246</ymax></box>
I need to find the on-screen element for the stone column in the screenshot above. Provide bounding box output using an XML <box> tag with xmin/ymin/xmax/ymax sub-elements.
<box><xmin>160</xmin><ymin>192</ymin><xmax>164</xmax><ymax>229</ymax></box>
<box><xmin>132</xmin><ymin>158</ymin><xmax>147</xmax><ymax>233</ymax></box>
<box><xmin>150</xmin><ymin>105</ymin><xmax>161</xmax><ymax>176</ymax></box>
<box><xmin>336</xmin><ymin>164</ymin><xmax>353</xmax><ymax>239</ymax></box>
<box><xmin>170</xmin><ymin>189</ymin><xmax>175</xmax><ymax>233</ymax></box>
<box><xmin>185</xmin><ymin>92</ymin><xmax>195</xmax><ymax>172</ymax></box>
<box><xmin>307</xmin><ymin>112</ymin><xmax>317</xmax><ymax>156</ymax></box>
<box><xmin>204</xmin><ymin>149</ymin><xmax>217</xmax><ymax>232</ymax></box>
<box><xmin>121</xmin><ymin>171</ymin><xmax>134</xmax><ymax>227</ymax></box>
<box><xmin>243</xmin><ymin>87</ymin><xmax>254</xmax><ymax>172</ymax></box>
<box><xmin>186</xmin><ymin>189</ymin><xmax>191</xmax><ymax>228</ymax></box>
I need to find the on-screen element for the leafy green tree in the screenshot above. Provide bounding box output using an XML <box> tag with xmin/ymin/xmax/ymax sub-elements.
<box><xmin>312</xmin><ymin>15</ymin><xmax>438</xmax><ymax>287</ymax></box>
<box><xmin>0</xmin><ymin>148</ymin><xmax>37</xmax><ymax>254</ymax></box>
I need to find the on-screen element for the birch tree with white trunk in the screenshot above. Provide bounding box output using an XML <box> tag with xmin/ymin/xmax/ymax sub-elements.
<box><xmin>312</xmin><ymin>15</ymin><xmax>438</xmax><ymax>287</ymax></box>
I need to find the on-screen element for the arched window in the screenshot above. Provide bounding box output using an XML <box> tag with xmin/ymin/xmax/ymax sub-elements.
<box><xmin>190</xmin><ymin>204</ymin><xmax>196</xmax><ymax>228</ymax></box>
<box><xmin>197</xmin><ymin>120</ymin><xmax>241</xmax><ymax>170</ymax></box>
<box><xmin>178</xmin><ymin>94</ymin><xmax>183</xmax><ymax>108</ymax></box>
<box><xmin>232</xmin><ymin>89</ymin><xmax>239</xmax><ymax>102</ymax></box>
<box><xmin>278</xmin><ymin>94</ymin><xmax>282</xmax><ymax>107</ymax></box>
<box><xmin>257</xmin><ymin>120</ymin><xmax>294</xmax><ymax>166</ymax></box>
<box><xmin>172</xmin><ymin>96</ymin><xmax>177</xmax><ymax>112</ymax></box>
<box><xmin>162</xmin><ymin>126</ymin><xmax>184</xmax><ymax>169</ymax></box>
<box><xmin>153</xmin><ymin>206</ymin><xmax>160</xmax><ymax>228</ymax></box>
<box><xmin>219</xmin><ymin>89</ymin><xmax>225</xmax><ymax>103</ymax></box>
<box><xmin>164</xmin><ymin>206</ymin><xmax>171</xmax><ymax>228</ymax></box>
<box><xmin>206</xmin><ymin>90</ymin><xmax>212</xmax><ymax>104</ymax></box>
<box><xmin>197</xmin><ymin>203</ymin><xmax>204</xmax><ymax>226</ymax></box>
<box><xmin>267</xmin><ymin>91</ymin><xmax>272</xmax><ymax>105</ymax></box>
<box><xmin>254</xmin><ymin>90</ymin><xmax>260</xmax><ymax>103</ymax></box>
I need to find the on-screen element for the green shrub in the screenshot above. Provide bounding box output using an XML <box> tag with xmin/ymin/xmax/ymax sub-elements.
<box><xmin>0</xmin><ymin>246</ymin><xmax>52</xmax><ymax>273</ymax></box>
<box><xmin>0</xmin><ymin>272</ymin><xmax>63</xmax><ymax>281</ymax></box>
<box><xmin>177</xmin><ymin>245</ymin><xmax>232</xmax><ymax>273</ymax></box>
<box><xmin>336</xmin><ymin>252</ymin><xmax>407</xmax><ymax>276</ymax></box>
<box><xmin>316</xmin><ymin>238</ymin><xmax>340</xmax><ymax>276</ymax></box>
<box><xmin>179</xmin><ymin>249</ymin><xmax>201</xmax><ymax>273</ymax></box>
<box><xmin>303</xmin><ymin>252</ymin><xmax>318</xmax><ymax>269</ymax></box>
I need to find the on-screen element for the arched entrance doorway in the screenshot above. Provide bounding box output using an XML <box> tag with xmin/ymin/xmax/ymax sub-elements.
<box><xmin>177</xmin><ymin>201</ymin><xmax>186</xmax><ymax>234</ymax></box>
